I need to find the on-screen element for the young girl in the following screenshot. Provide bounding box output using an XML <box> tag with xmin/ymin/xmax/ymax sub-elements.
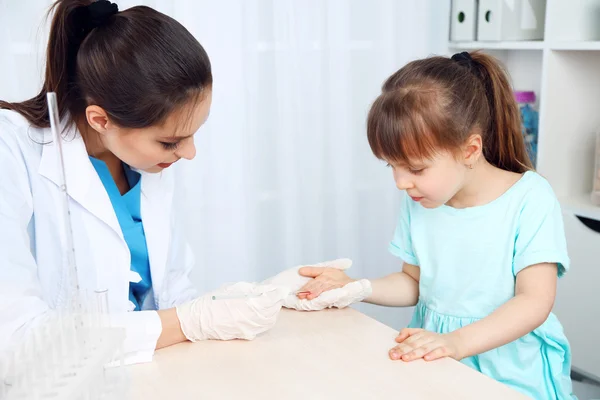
<box><xmin>0</xmin><ymin>0</ymin><xmax>287</xmax><ymax>366</ymax></box>
<box><xmin>297</xmin><ymin>51</ymin><xmax>574</xmax><ymax>399</ymax></box>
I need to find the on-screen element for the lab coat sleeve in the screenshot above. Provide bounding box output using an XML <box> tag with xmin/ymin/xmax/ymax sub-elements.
<box><xmin>0</xmin><ymin>122</ymin><xmax>50</xmax><ymax>355</ymax></box>
<box><xmin>113</xmin><ymin>205</ymin><xmax>199</xmax><ymax>364</ymax></box>
<box><xmin>109</xmin><ymin>310</ymin><xmax>163</xmax><ymax>364</ymax></box>
<box><xmin>102</xmin><ymin>170</ymin><xmax>198</xmax><ymax>364</ymax></box>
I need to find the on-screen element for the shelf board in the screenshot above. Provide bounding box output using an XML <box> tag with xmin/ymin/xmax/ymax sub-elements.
<box><xmin>560</xmin><ymin>195</ymin><xmax>600</xmax><ymax>221</ymax></box>
<box><xmin>549</xmin><ymin>41</ymin><xmax>600</xmax><ymax>51</ymax></box>
<box><xmin>449</xmin><ymin>40</ymin><xmax>600</xmax><ymax>51</ymax></box>
<box><xmin>448</xmin><ymin>41</ymin><xmax>545</xmax><ymax>50</ymax></box>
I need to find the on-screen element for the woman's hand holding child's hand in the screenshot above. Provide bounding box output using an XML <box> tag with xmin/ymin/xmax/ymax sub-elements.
<box><xmin>262</xmin><ymin>259</ymin><xmax>372</xmax><ymax>311</ymax></box>
<box><xmin>389</xmin><ymin>328</ymin><xmax>466</xmax><ymax>362</ymax></box>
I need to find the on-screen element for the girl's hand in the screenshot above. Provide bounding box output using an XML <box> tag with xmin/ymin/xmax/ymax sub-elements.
<box><xmin>296</xmin><ymin>266</ymin><xmax>355</xmax><ymax>300</ymax></box>
<box><xmin>389</xmin><ymin>328</ymin><xmax>465</xmax><ymax>362</ymax></box>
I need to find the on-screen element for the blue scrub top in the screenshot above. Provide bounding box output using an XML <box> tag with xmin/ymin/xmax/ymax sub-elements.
<box><xmin>90</xmin><ymin>157</ymin><xmax>152</xmax><ymax>311</ymax></box>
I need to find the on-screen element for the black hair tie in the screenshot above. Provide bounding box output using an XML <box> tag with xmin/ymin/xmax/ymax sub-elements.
<box><xmin>74</xmin><ymin>0</ymin><xmax>119</xmax><ymax>36</ymax></box>
<box><xmin>451</xmin><ymin>51</ymin><xmax>475</xmax><ymax>69</ymax></box>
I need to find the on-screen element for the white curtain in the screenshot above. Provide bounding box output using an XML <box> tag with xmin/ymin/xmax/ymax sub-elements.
<box><xmin>0</xmin><ymin>0</ymin><xmax>448</xmax><ymax>329</ymax></box>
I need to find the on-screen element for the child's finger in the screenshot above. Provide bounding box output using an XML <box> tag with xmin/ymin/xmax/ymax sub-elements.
<box><xmin>400</xmin><ymin>332</ymin><xmax>427</xmax><ymax>346</ymax></box>
<box><xmin>394</xmin><ymin>329</ymin><xmax>410</xmax><ymax>342</ymax></box>
<box><xmin>400</xmin><ymin>334</ymin><xmax>433</xmax><ymax>353</ymax></box>
<box><xmin>296</xmin><ymin>279</ymin><xmax>330</xmax><ymax>299</ymax></box>
<box><xmin>296</xmin><ymin>278</ymin><xmax>324</xmax><ymax>296</ymax></box>
<box><xmin>389</xmin><ymin>346</ymin><xmax>402</xmax><ymax>360</ymax></box>
<box><xmin>295</xmin><ymin>291</ymin><xmax>310</xmax><ymax>299</ymax></box>
<box><xmin>395</xmin><ymin>333</ymin><xmax>409</xmax><ymax>343</ymax></box>
<box><xmin>389</xmin><ymin>343</ymin><xmax>413</xmax><ymax>360</ymax></box>
<box><xmin>423</xmin><ymin>346</ymin><xmax>449</xmax><ymax>361</ymax></box>
<box><xmin>402</xmin><ymin>342</ymin><xmax>439</xmax><ymax>361</ymax></box>
<box><xmin>395</xmin><ymin>328</ymin><xmax>423</xmax><ymax>342</ymax></box>
<box><xmin>296</xmin><ymin>275</ymin><xmax>344</xmax><ymax>300</ymax></box>
<box><xmin>296</xmin><ymin>283</ymin><xmax>312</xmax><ymax>296</ymax></box>
<box><xmin>305</xmin><ymin>280</ymin><xmax>330</xmax><ymax>299</ymax></box>
<box><xmin>298</xmin><ymin>266</ymin><xmax>326</xmax><ymax>278</ymax></box>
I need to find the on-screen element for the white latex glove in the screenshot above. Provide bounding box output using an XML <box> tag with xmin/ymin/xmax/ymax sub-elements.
<box><xmin>262</xmin><ymin>259</ymin><xmax>372</xmax><ymax>311</ymax></box>
<box><xmin>176</xmin><ymin>282</ymin><xmax>288</xmax><ymax>341</ymax></box>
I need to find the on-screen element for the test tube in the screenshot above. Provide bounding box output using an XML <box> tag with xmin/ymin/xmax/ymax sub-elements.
<box><xmin>94</xmin><ymin>289</ymin><xmax>109</xmax><ymax>329</ymax></box>
<box><xmin>46</xmin><ymin>92</ymin><xmax>82</xmax><ymax>316</ymax></box>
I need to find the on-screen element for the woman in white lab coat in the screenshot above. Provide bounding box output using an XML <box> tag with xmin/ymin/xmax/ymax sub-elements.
<box><xmin>0</xmin><ymin>0</ymin><xmax>287</xmax><ymax>365</ymax></box>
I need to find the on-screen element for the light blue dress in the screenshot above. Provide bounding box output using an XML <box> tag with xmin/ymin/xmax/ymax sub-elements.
<box><xmin>90</xmin><ymin>157</ymin><xmax>152</xmax><ymax>311</ymax></box>
<box><xmin>389</xmin><ymin>171</ymin><xmax>575</xmax><ymax>399</ymax></box>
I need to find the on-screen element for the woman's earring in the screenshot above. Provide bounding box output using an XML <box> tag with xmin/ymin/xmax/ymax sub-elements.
<box><xmin>468</xmin><ymin>164</ymin><xmax>474</xmax><ymax>169</ymax></box>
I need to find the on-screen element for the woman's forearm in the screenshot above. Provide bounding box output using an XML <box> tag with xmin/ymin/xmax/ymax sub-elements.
<box><xmin>156</xmin><ymin>307</ymin><xmax>188</xmax><ymax>349</ymax></box>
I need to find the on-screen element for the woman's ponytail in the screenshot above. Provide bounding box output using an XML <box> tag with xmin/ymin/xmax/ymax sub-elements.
<box><xmin>0</xmin><ymin>0</ymin><xmax>96</xmax><ymax>127</ymax></box>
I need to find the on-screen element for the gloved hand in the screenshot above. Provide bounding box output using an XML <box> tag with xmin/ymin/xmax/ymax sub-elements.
<box><xmin>176</xmin><ymin>282</ymin><xmax>288</xmax><ymax>341</ymax></box>
<box><xmin>262</xmin><ymin>259</ymin><xmax>372</xmax><ymax>311</ymax></box>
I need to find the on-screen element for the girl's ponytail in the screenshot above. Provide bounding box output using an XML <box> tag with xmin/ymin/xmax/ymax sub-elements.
<box><xmin>469</xmin><ymin>51</ymin><xmax>533</xmax><ymax>173</ymax></box>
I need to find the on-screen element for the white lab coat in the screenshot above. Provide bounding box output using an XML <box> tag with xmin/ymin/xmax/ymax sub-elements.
<box><xmin>0</xmin><ymin>110</ymin><xmax>198</xmax><ymax>364</ymax></box>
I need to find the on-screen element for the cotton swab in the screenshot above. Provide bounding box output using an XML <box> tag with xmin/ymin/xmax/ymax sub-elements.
<box><xmin>211</xmin><ymin>291</ymin><xmax>310</xmax><ymax>301</ymax></box>
<box><xmin>211</xmin><ymin>293</ymin><xmax>262</xmax><ymax>301</ymax></box>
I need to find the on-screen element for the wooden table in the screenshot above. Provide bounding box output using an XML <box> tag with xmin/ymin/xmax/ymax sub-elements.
<box><xmin>127</xmin><ymin>308</ymin><xmax>527</xmax><ymax>399</ymax></box>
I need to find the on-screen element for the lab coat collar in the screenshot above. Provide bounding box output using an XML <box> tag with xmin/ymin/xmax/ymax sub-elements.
<box><xmin>38</xmin><ymin>121</ymin><xmax>123</xmax><ymax>240</ymax></box>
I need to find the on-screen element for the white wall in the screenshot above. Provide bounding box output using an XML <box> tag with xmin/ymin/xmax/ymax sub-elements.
<box><xmin>0</xmin><ymin>0</ymin><xmax>448</xmax><ymax>331</ymax></box>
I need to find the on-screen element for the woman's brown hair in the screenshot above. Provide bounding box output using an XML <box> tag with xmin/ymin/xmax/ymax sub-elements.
<box><xmin>0</xmin><ymin>0</ymin><xmax>212</xmax><ymax>130</ymax></box>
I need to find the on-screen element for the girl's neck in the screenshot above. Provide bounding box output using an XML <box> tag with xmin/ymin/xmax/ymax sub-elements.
<box><xmin>447</xmin><ymin>160</ymin><xmax>523</xmax><ymax>209</ymax></box>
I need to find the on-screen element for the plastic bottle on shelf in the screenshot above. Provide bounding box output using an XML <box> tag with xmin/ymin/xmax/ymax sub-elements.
<box><xmin>514</xmin><ymin>91</ymin><xmax>539</xmax><ymax>167</ymax></box>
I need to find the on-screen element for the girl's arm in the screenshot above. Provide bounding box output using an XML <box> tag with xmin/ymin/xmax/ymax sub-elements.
<box><xmin>392</xmin><ymin>263</ymin><xmax>557</xmax><ymax>362</ymax></box>
<box><xmin>451</xmin><ymin>262</ymin><xmax>557</xmax><ymax>359</ymax></box>
<box><xmin>363</xmin><ymin>263</ymin><xmax>420</xmax><ymax>307</ymax></box>
<box><xmin>298</xmin><ymin>263</ymin><xmax>420</xmax><ymax>307</ymax></box>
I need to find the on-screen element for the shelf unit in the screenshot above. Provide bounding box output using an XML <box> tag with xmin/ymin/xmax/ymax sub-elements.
<box><xmin>449</xmin><ymin>0</ymin><xmax>600</xmax><ymax>382</ymax></box>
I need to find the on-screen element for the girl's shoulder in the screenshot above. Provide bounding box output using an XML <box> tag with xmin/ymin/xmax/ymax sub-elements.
<box><xmin>504</xmin><ymin>172</ymin><xmax>563</xmax><ymax>240</ymax></box>
<box><xmin>510</xmin><ymin>171</ymin><xmax>559</xmax><ymax>208</ymax></box>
